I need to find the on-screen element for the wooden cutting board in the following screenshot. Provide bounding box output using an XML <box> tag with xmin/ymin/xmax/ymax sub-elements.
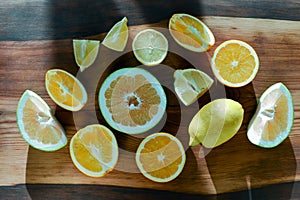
<box><xmin>1</xmin><ymin>16</ymin><xmax>300</xmax><ymax>195</ymax></box>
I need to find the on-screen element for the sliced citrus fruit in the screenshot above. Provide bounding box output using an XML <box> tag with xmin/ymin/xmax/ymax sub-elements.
<box><xmin>247</xmin><ymin>82</ymin><xmax>294</xmax><ymax>148</ymax></box>
<box><xmin>16</xmin><ymin>90</ymin><xmax>67</xmax><ymax>151</ymax></box>
<box><xmin>73</xmin><ymin>39</ymin><xmax>100</xmax><ymax>72</ymax></box>
<box><xmin>99</xmin><ymin>68</ymin><xmax>167</xmax><ymax>134</ymax></box>
<box><xmin>189</xmin><ymin>99</ymin><xmax>244</xmax><ymax>148</ymax></box>
<box><xmin>211</xmin><ymin>40</ymin><xmax>259</xmax><ymax>87</ymax></box>
<box><xmin>132</xmin><ymin>29</ymin><xmax>168</xmax><ymax>66</ymax></box>
<box><xmin>45</xmin><ymin>69</ymin><xmax>88</xmax><ymax>111</ymax></box>
<box><xmin>70</xmin><ymin>124</ymin><xmax>118</xmax><ymax>177</ymax></box>
<box><xmin>102</xmin><ymin>17</ymin><xmax>129</xmax><ymax>52</ymax></box>
<box><xmin>169</xmin><ymin>13</ymin><xmax>215</xmax><ymax>52</ymax></box>
<box><xmin>136</xmin><ymin>132</ymin><xmax>186</xmax><ymax>183</ymax></box>
<box><xmin>174</xmin><ymin>68</ymin><xmax>214</xmax><ymax>106</ymax></box>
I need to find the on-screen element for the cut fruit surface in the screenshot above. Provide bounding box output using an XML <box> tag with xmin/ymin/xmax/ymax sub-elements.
<box><xmin>16</xmin><ymin>90</ymin><xmax>67</xmax><ymax>151</ymax></box>
<box><xmin>70</xmin><ymin>124</ymin><xmax>118</xmax><ymax>177</ymax></box>
<box><xmin>189</xmin><ymin>99</ymin><xmax>244</xmax><ymax>148</ymax></box>
<box><xmin>169</xmin><ymin>13</ymin><xmax>215</xmax><ymax>52</ymax></box>
<box><xmin>102</xmin><ymin>17</ymin><xmax>129</xmax><ymax>52</ymax></box>
<box><xmin>45</xmin><ymin>69</ymin><xmax>88</xmax><ymax>111</ymax></box>
<box><xmin>211</xmin><ymin>40</ymin><xmax>259</xmax><ymax>87</ymax></box>
<box><xmin>136</xmin><ymin>132</ymin><xmax>186</xmax><ymax>183</ymax></box>
<box><xmin>247</xmin><ymin>82</ymin><xmax>294</xmax><ymax>148</ymax></box>
<box><xmin>174</xmin><ymin>68</ymin><xmax>213</xmax><ymax>106</ymax></box>
<box><xmin>99</xmin><ymin>68</ymin><xmax>167</xmax><ymax>134</ymax></box>
<box><xmin>132</xmin><ymin>29</ymin><xmax>168</xmax><ymax>66</ymax></box>
<box><xmin>73</xmin><ymin>39</ymin><xmax>100</xmax><ymax>72</ymax></box>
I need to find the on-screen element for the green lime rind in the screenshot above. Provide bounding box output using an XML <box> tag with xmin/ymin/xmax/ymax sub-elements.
<box><xmin>247</xmin><ymin>82</ymin><xmax>294</xmax><ymax>148</ymax></box>
<box><xmin>189</xmin><ymin>98</ymin><xmax>244</xmax><ymax>148</ymax></box>
<box><xmin>16</xmin><ymin>90</ymin><xmax>67</xmax><ymax>152</ymax></box>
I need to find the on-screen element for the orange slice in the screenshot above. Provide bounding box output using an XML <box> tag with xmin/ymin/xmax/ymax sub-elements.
<box><xmin>16</xmin><ymin>90</ymin><xmax>67</xmax><ymax>151</ymax></box>
<box><xmin>73</xmin><ymin>39</ymin><xmax>100</xmax><ymax>72</ymax></box>
<box><xmin>174</xmin><ymin>68</ymin><xmax>213</xmax><ymax>106</ymax></box>
<box><xmin>211</xmin><ymin>40</ymin><xmax>259</xmax><ymax>87</ymax></box>
<box><xmin>98</xmin><ymin>68</ymin><xmax>167</xmax><ymax>134</ymax></box>
<box><xmin>247</xmin><ymin>83</ymin><xmax>294</xmax><ymax>148</ymax></box>
<box><xmin>102</xmin><ymin>17</ymin><xmax>129</xmax><ymax>52</ymax></box>
<box><xmin>136</xmin><ymin>132</ymin><xmax>186</xmax><ymax>183</ymax></box>
<box><xmin>169</xmin><ymin>13</ymin><xmax>215</xmax><ymax>52</ymax></box>
<box><xmin>70</xmin><ymin>124</ymin><xmax>118</xmax><ymax>177</ymax></box>
<box><xmin>45</xmin><ymin>69</ymin><xmax>88</xmax><ymax>111</ymax></box>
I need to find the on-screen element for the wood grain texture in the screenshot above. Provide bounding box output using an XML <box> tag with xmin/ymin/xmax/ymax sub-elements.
<box><xmin>1</xmin><ymin>16</ymin><xmax>300</xmax><ymax>196</ymax></box>
<box><xmin>1</xmin><ymin>0</ymin><xmax>300</xmax><ymax>41</ymax></box>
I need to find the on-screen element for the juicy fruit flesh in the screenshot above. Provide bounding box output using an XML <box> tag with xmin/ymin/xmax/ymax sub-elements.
<box><xmin>189</xmin><ymin>99</ymin><xmax>244</xmax><ymax>148</ymax></box>
<box><xmin>23</xmin><ymin>97</ymin><xmax>62</xmax><ymax>144</ymax></box>
<box><xmin>105</xmin><ymin>74</ymin><xmax>161</xmax><ymax>126</ymax></box>
<box><xmin>174</xmin><ymin>69</ymin><xmax>213</xmax><ymax>106</ymax></box>
<box><xmin>73</xmin><ymin>40</ymin><xmax>99</xmax><ymax>68</ymax></box>
<box><xmin>214</xmin><ymin>43</ymin><xmax>256</xmax><ymax>84</ymax></box>
<box><xmin>133</xmin><ymin>29</ymin><xmax>168</xmax><ymax>65</ymax></box>
<box><xmin>140</xmin><ymin>135</ymin><xmax>182</xmax><ymax>179</ymax></box>
<box><xmin>71</xmin><ymin>125</ymin><xmax>117</xmax><ymax>175</ymax></box>
<box><xmin>102</xmin><ymin>17</ymin><xmax>128</xmax><ymax>51</ymax></box>
<box><xmin>248</xmin><ymin>83</ymin><xmax>293</xmax><ymax>148</ymax></box>
<box><xmin>169</xmin><ymin>15</ymin><xmax>208</xmax><ymax>48</ymax></box>
<box><xmin>46</xmin><ymin>70</ymin><xmax>84</xmax><ymax>108</ymax></box>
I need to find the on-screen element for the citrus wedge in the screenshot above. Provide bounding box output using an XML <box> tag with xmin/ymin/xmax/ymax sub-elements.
<box><xmin>169</xmin><ymin>13</ymin><xmax>215</xmax><ymax>52</ymax></box>
<box><xmin>70</xmin><ymin>124</ymin><xmax>118</xmax><ymax>177</ymax></box>
<box><xmin>45</xmin><ymin>69</ymin><xmax>88</xmax><ymax>111</ymax></box>
<box><xmin>136</xmin><ymin>132</ymin><xmax>186</xmax><ymax>183</ymax></box>
<box><xmin>247</xmin><ymin>82</ymin><xmax>294</xmax><ymax>148</ymax></box>
<box><xmin>211</xmin><ymin>40</ymin><xmax>259</xmax><ymax>87</ymax></box>
<box><xmin>73</xmin><ymin>39</ymin><xmax>100</xmax><ymax>72</ymax></box>
<box><xmin>189</xmin><ymin>99</ymin><xmax>244</xmax><ymax>148</ymax></box>
<box><xmin>102</xmin><ymin>17</ymin><xmax>129</xmax><ymax>52</ymax></box>
<box><xmin>132</xmin><ymin>29</ymin><xmax>168</xmax><ymax>66</ymax></box>
<box><xmin>99</xmin><ymin>68</ymin><xmax>167</xmax><ymax>134</ymax></box>
<box><xmin>174</xmin><ymin>68</ymin><xmax>214</xmax><ymax>106</ymax></box>
<box><xmin>16</xmin><ymin>90</ymin><xmax>67</xmax><ymax>151</ymax></box>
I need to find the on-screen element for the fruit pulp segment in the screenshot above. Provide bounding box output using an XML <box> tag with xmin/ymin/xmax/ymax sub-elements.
<box><xmin>170</xmin><ymin>15</ymin><xmax>208</xmax><ymax>48</ymax></box>
<box><xmin>261</xmin><ymin>94</ymin><xmax>289</xmax><ymax>141</ymax></box>
<box><xmin>74</xmin><ymin>40</ymin><xmax>98</xmax><ymax>64</ymax></box>
<box><xmin>104</xmin><ymin>74</ymin><xmax>160</xmax><ymax>126</ymax></box>
<box><xmin>140</xmin><ymin>136</ymin><xmax>182</xmax><ymax>179</ymax></box>
<box><xmin>215</xmin><ymin>43</ymin><xmax>256</xmax><ymax>83</ymax></box>
<box><xmin>23</xmin><ymin>99</ymin><xmax>61</xmax><ymax>144</ymax></box>
<box><xmin>47</xmin><ymin>71</ymin><xmax>83</xmax><ymax>107</ymax></box>
<box><xmin>103</xmin><ymin>17</ymin><xmax>128</xmax><ymax>50</ymax></box>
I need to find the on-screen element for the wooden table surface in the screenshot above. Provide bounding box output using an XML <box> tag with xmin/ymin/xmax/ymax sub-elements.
<box><xmin>1</xmin><ymin>0</ymin><xmax>300</xmax><ymax>199</ymax></box>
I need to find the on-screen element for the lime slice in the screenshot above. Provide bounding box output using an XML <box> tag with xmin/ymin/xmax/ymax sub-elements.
<box><xmin>73</xmin><ymin>39</ymin><xmax>100</xmax><ymax>72</ymax></box>
<box><xmin>102</xmin><ymin>17</ymin><xmax>129</xmax><ymax>52</ymax></box>
<box><xmin>189</xmin><ymin>99</ymin><xmax>244</xmax><ymax>148</ymax></box>
<box><xmin>132</xmin><ymin>29</ymin><xmax>168</xmax><ymax>66</ymax></box>
<box><xmin>247</xmin><ymin>82</ymin><xmax>294</xmax><ymax>148</ymax></box>
<box><xmin>174</xmin><ymin>68</ymin><xmax>213</xmax><ymax>106</ymax></box>
<box><xmin>16</xmin><ymin>90</ymin><xmax>67</xmax><ymax>151</ymax></box>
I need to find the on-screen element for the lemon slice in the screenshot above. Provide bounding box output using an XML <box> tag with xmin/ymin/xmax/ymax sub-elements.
<box><xmin>174</xmin><ymin>69</ymin><xmax>214</xmax><ymax>106</ymax></box>
<box><xmin>45</xmin><ymin>69</ymin><xmax>88</xmax><ymax>111</ymax></box>
<box><xmin>102</xmin><ymin>17</ymin><xmax>129</xmax><ymax>52</ymax></box>
<box><xmin>247</xmin><ymin>82</ymin><xmax>294</xmax><ymax>148</ymax></box>
<box><xmin>189</xmin><ymin>99</ymin><xmax>244</xmax><ymax>148</ymax></box>
<box><xmin>73</xmin><ymin>39</ymin><xmax>100</xmax><ymax>72</ymax></box>
<box><xmin>16</xmin><ymin>90</ymin><xmax>67</xmax><ymax>151</ymax></box>
<box><xmin>99</xmin><ymin>68</ymin><xmax>167</xmax><ymax>134</ymax></box>
<box><xmin>169</xmin><ymin>13</ymin><xmax>215</xmax><ymax>52</ymax></box>
<box><xmin>132</xmin><ymin>29</ymin><xmax>168</xmax><ymax>66</ymax></box>
<box><xmin>211</xmin><ymin>40</ymin><xmax>259</xmax><ymax>87</ymax></box>
<box><xmin>136</xmin><ymin>132</ymin><xmax>186</xmax><ymax>183</ymax></box>
<box><xmin>70</xmin><ymin>124</ymin><xmax>118</xmax><ymax>177</ymax></box>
